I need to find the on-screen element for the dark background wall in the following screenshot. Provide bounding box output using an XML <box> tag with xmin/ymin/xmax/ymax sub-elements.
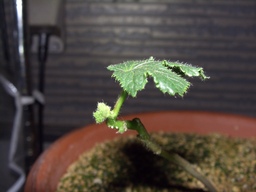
<box><xmin>29</xmin><ymin>0</ymin><xmax>256</xmax><ymax>138</ymax></box>
<box><xmin>1</xmin><ymin>0</ymin><xmax>22</xmax><ymax>133</ymax></box>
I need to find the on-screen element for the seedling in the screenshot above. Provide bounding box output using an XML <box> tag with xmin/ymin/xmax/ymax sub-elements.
<box><xmin>93</xmin><ymin>57</ymin><xmax>217</xmax><ymax>192</ymax></box>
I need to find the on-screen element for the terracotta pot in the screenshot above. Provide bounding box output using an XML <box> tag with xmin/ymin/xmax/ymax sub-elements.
<box><xmin>25</xmin><ymin>111</ymin><xmax>256</xmax><ymax>192</ymax></box>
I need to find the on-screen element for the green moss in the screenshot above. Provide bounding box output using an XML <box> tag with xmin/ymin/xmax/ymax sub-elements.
<box><xmin>57</xmin><ymin>133</ymin><xmax>256</xmax><ymax>192</ymax></box>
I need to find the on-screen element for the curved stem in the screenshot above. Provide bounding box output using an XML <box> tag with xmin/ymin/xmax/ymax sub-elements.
<box><xmin>107</xmin><ymin>90</ymin><xmax>217</xmax><ymax>191</ymax></box>
<box><xmin>160</xmin><ymin>149</ymin><xmax>217</xmax><ymax>192</ymax></box>
<box><xmin>126</xmin><ymin>118</ymin><xmax>217</xmax><ymax>192</ymax></box>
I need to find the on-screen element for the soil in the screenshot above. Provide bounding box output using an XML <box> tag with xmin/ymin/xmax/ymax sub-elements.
<box><xmin>57</xmin><ymin>133</ymin><xmax>256</xmax><ymax>192</ymax></box>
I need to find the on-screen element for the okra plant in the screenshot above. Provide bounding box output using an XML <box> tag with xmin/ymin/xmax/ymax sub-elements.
<box><xmin>93</xmin><ymin>57</ymin><xmax>217</xmax><ymax>192</ymax></box>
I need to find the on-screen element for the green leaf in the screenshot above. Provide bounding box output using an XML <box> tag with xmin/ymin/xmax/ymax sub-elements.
<box><xmin>107</xmin><ymin>57</ymin><xmax>209</xmax><ymax>97</ymax></box>
<box><xmin>163</xmin><ymin>60</ymin><xmax>209</xmax><ymax>79</ymax></box>
<box><xmin>93</xmin><ymin>102</ymin><xmax>112</xmax><ymax>123</ymax></box>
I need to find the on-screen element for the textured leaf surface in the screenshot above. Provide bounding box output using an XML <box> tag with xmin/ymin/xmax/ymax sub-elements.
<box><xmin>107</xmin><ymin>57</ymin><xmax>208</xmax><ymax>97</ymax></box>
<box><xmin>163</xmin><ymin>60</ymin><xmax>208</xmax><ymax>79</ymax></box>
<box><xmin>93</xmin><ymin>102</ymin><xmax>112</xmax><ymax>123</ymax></box>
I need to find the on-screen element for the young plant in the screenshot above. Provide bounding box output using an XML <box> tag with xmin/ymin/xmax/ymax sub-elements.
<box><xmin>93</xmin><ymin>57</ymin><xmax>217</xmax><ymax>192</ymax></box>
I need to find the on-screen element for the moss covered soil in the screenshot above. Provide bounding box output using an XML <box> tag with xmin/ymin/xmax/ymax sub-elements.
<box><xmin>57</xmin><ymin>133</ymin><xmax>256</xmax><ymax>192</ymax></box>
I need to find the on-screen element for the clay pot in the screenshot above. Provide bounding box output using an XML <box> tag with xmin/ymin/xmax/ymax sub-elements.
<box><xmin>25</xmin><ymin>111</ymin><xmax>256</xmax><ymax>192</ymax></box>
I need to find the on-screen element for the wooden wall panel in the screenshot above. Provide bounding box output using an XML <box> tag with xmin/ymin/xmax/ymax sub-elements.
<box><xmin>31</xmin><ymin>1</ymin><xmax>256</xmax><ymax>137</ymax></box>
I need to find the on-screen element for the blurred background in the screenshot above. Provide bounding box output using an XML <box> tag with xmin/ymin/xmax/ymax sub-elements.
<box><xmin>0</xmin><ymin>0</ymin><xmax>256</xmax><ymax>191</ymax></box>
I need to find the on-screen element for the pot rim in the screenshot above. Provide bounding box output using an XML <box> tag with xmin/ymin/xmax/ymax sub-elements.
<box><xmin>25</xmin><ymin>110</ymin><xmax>256</xmax><ymax>192</ymax></box>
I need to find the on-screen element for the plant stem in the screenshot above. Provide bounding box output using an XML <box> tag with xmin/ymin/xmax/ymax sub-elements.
<box><xmin>163</xmin><ymin>152</ymin><xmax>217</xmax><ymax>192</ymax></box>
<box><xmin>112</xmin><ymin>90</ymin><xmax>128</xmax><ymax>119</ymax></box>
<box><xmin>108</xmin><ymin>90</ymin><xmax>217</xmax><ymax>191</ymax></box>
<box><xmin>126</xmin><ymin>118</ymin><xmax>217</xmax><ymax>192</ymax></box>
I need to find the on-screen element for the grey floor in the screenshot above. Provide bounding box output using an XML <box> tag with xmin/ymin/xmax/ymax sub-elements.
<box><xmin>0</xmin><ymin>133</ymin><xmax>51</xmax><ymax>192</ymax></box>
<box><xmin>0</xmin><ymin>139</ymin><xmax>21</xmax><ymax>192</ymax></box>
<box><xmin>0</xmin><ymin>123</ymin><xmax>26</xmax><ymax>192</ymax></box>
